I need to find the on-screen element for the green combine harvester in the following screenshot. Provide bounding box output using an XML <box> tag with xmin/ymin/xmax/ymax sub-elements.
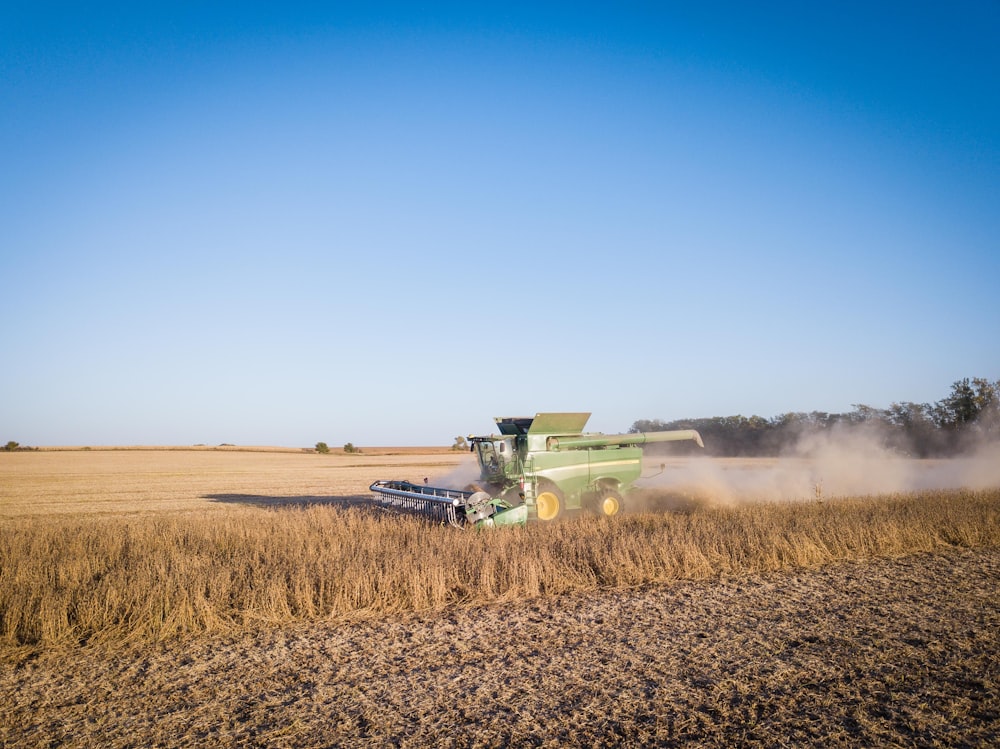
<box><xmin>370</xmin><ymin>412</ymin><xmax>703</xmax><ymax>528</ymax></box>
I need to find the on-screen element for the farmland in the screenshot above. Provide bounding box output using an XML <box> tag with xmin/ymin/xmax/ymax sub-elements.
<box><xmin>1</xmin><ymin>448</ymin><xmax>998</xmax><ymax>746</ymax></box>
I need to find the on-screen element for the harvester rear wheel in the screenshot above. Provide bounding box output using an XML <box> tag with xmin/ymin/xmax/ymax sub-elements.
<box><xmin>598</xmin><ymin>489</ymin><xmax>624</xmax><ymax>517</ymax></box>
<box><xmin>535</xmin><ymin>484</ymin><xmax>564</xmax><ymax>521</ymax></box>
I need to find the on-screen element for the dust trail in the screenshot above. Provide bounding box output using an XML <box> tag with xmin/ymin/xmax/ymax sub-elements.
<box><xmin>425</xmin><ymin>458</ymin><xmax>482</xmax><ymax>490</ymax></box>
<box><xmin>412</xmin><ymin>433</ymin><xmax>1000</xmax><ymax>509</ymax></box>
<box><xmin>633</xmin><ymin>428</ymin><xmax>1000</xmax><ymax>508</ymax></box>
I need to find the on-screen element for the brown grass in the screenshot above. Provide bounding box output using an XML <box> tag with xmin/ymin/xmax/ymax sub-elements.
<box><xmin>2</xmin><ymin>487</ymin><xmax>997</xmax><ymax>650</ymax></box>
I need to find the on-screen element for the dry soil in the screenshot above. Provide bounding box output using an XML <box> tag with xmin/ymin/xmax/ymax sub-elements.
<box><xmin>2</xmin><ymin>546</ymin><xmax>997</xmax><ymax>747</ymax></box>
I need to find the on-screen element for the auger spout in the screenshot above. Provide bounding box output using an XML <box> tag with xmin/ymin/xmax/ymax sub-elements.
<box><xmin>547</xmin><ymin>429</ymin><xmax>704</xmax><ymax>451</ymax></box>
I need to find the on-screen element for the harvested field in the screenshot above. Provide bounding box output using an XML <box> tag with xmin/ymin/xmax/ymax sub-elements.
<box><xmin>1</xmin><ymin>449</ymin><xmax>998</xmax><ymax>746</ymax></box>
<box><xmin>2</xmin><ymin>548</ymin><xmax>998</xmax><ymax>747</ymax></box>
<box><xmin>0</xmin><ymin>447</ymin><xmax>466</xmax><ymax>517</ymax></box>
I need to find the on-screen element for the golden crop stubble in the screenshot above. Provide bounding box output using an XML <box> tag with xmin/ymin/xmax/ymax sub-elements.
<box><xmin>0</xmin><ymin>489</ymin><xmax>998</xmax><ymax>650</ymax></box>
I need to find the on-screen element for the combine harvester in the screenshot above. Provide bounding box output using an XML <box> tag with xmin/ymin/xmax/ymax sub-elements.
<box><xmin>370</xmin><ymin>412</ymin><xmax>703</xmax><ymax>528</ymax></box>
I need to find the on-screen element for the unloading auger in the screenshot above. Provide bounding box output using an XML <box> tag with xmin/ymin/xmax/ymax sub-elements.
<box><xmin>370</xmin><ymin>412</ymin><xmax>703</xmax><ymax>527</ymax></box>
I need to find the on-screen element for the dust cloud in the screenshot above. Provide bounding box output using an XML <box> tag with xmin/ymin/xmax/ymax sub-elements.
<box><xmin>426</xmin><ymin>459</ymin><xmax>483</xmax><ymax>490</ymax></box>
<box><xmin>633</xmin><ymin>428</ymin><xmax>1000</xmax><ymax>508</ymax></box>
<box><xmin>420</xmin><ymin>432</ymin><xmax>1000</xmax><ymax>510</ymax></box>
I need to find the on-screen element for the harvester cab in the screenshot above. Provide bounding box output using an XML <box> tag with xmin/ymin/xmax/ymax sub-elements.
<box><xmin>370</xmin><ymin>412</ymin><xmax>703</xmax><ymax>528</ymax></box>
<box><xmin>469</xmin><ymin>436</ymin><xmax>515</xmax><ymax>486</ymax></box>
<box><xmin>469</xmin><ymin>415</ymin><xmax>534</xmax><ymax>489</ymax></box>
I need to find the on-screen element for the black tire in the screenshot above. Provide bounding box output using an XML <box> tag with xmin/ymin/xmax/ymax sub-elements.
<box><xmin>597</xmin><ymin>488</ymin><xmax>624</xmax><ymax>517</ymax></box>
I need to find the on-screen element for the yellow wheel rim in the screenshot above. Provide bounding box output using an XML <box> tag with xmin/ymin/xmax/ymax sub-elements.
<box><xmin>601</xmin><ymin>494</ymin><xmax>621</xmax><ymax>517</ymax></box>
<box><xmin>536</xmin><ymin>491</ymin><xmax>560</xmax><ymax>521</ymax></box>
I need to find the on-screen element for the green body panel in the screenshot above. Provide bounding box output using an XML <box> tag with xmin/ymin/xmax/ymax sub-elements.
<box><xmin>526</xmin><ymin>445</ymin><xmax>643</xmax><ymax>510</ymax></box>
<box><xmin>478</xmin><ymin>504</ymin><xmax>528</xmax><ymax>528</ymax></box>
<box><xmin>470</xmin><ymin>412</ymin><xmax>703</xmax><ymax>519</ymax></box>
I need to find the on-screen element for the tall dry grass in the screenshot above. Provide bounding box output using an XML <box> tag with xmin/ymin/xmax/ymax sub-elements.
<box><xmin>1</xmin><ymin>489</ymin><xmax>998</xmax><ymax>650</ymax></box>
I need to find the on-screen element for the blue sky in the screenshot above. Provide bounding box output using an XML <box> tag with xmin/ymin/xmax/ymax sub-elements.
<box><xmin>2</xmin><ymin>2</ymin><xmax>998</xmax><ymax>446</ymax></box>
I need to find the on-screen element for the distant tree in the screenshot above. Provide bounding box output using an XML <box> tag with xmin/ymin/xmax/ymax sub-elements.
<box><xmin>630</xmin><ymin>376</ymin><xmax>998</xmax><ymax>459</ymax></box>
<box><xmin>934</xmin><ymin>378</ymin><xmax>999</xmax><ymax>429</ymax></box>
<box><xmin>977</xmin><ymin>380</ymin><xmax>1000</xmax><ymax>438</ymax></box>
<box><xmin>847</xmin><ymin>404</ymin><xmax>885</xmax><ymax>425</ymax></box>
<box><xmin>315</xmin><ymin>442</ymin><xmax>330</xmax><ymax>454</ymax></box>
<box><xmin>3</xmin><ymin>441</ymin><xmax>20</xmax><ymax>452</ymax></box>
<box><xmin>629</xmin><ymin>418</ymin><xmax>671</xmax><ymax>434</ymax></box>
<box><xmin>879</xmin><ymin>401</ymin><xmax>937</xmax><ymax>455</ymax></box>
<box><xmin>343</xmin><ymin>442</ymin><xmax>360</xmax><ymax>454</ymax></box>
<box><xmin>930</xmin><ymin>378</ymin><xmax>1000</xmax><ymax>452</ymax></box>
<box><xmin>451</xmin><ymin>435</ymin><xmax>468</xmax><ymax>451</ymax></box>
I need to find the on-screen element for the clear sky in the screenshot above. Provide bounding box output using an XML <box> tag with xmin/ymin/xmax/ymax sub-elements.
<box><xmin>2</xmin><ymin>2</ymin><xmax>998</xmax><ymax>446</ymax></box>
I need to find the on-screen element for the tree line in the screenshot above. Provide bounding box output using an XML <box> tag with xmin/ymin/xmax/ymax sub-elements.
<box><xmin>631</xmin><ymin>377</ymin><xmax>1000</xmax><ymax>457</ymax></box>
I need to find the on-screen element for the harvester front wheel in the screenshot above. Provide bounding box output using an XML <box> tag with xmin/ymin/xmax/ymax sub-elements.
<box><xmin>598</xmin><ymin>489</ymin><xmax>624</xmax><ymax>517</ymax></box>
<box><xmin>535</xmin><ymin>484</ymin><xmax>564</xmax><ymax>521</ymax></box>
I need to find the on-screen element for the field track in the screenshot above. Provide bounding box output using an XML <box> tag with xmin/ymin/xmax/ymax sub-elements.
<box><xmin>1</xmin><ymin>448</ymin><xmax>998</xmax><ymax>746</ymax></box>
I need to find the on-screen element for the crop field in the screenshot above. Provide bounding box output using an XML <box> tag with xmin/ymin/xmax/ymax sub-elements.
<box><xmin>1</xmin><ymin>448</ymin><xmax>998</xmax><ymax>746</ymax></box>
